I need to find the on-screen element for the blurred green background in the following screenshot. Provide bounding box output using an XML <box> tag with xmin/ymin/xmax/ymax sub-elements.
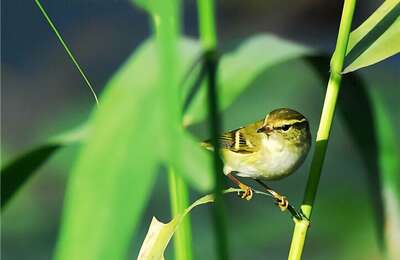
<box><xmin>2</xmin><ymin>0</ymin><xmax>399</xmax><ymax>259</ymax></box>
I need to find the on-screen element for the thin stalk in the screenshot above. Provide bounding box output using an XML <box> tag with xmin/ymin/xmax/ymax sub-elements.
<box><xmin>197</xmin><ymin>1</ymin><xmax>229</xmax><ymax>259</ymax></box>
<box><xmin>197</xmin><ymin>0</ymin><xmax>217</xmax><ymax>49</ymax></box>
<box><xmin>152</xmin><ymin>1</ymin><xmax>193</xmax><ymax>259</ymax></box>
<box><xmin>288</xmin><ymin>0</ymin><xmax>357</xmax><ymax>259</ymax></box>
<box><xmin>34</xmin><ymin>0</ymin><xmax>99</xmax><ymax>106</ymax></box>
<box><xmin>168</xmin><ymin>168</ymin><xmax>193</xmax><ymax>260</ymax></box>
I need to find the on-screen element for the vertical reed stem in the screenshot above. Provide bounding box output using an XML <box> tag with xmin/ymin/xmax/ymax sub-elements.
<box><xmin>152</xmin><ymin>0</ymin><xmax>193</xmax><ymax>259</ymax></box>
<box><xmin>197</xmin><ymin>0</ymin><xmax>229</xmax><ymax>259</ymax></box>
<box><xmin>168</xmin><ymin>168</ymin><xmax>193</xmax><ymax>260</ymax></box>
<box><xmin>288</xmin><ymin>1</ymin><xmax>357</xmax><ymax>259</ymax></box>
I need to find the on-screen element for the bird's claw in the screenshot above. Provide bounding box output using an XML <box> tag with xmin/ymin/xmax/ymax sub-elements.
<box><xmin>274</xmin><ymin>195</ymin><xmax>289</xmax><ymax>211</ymax></box>
<box><xmin>237</xmin><ymin>186</ymin><xmax>253</xmax><ymax>201</ymax></box>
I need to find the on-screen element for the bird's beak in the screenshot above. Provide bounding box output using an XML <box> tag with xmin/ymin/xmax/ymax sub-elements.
<box><xmin>257</xmin><ymin>125</ymin><xmax>272</xmax><ymax>134</ymax></box>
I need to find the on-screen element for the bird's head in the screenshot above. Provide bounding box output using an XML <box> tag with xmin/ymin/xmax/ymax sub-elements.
<box><xmin>257</xmin><ymin>108</ymin><xmax>311</xmax><ymax>147</ymax></box>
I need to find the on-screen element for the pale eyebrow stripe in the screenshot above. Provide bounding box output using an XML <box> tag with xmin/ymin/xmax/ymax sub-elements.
<box><xmin>286</xmin><ymin>118</ymin><xmax>307</xmax><ymax>125</ymax></box>
<box><xmin>274</xmin><ymin>118</ymin><xmax>307</xmax><ymax>128</ymax></box>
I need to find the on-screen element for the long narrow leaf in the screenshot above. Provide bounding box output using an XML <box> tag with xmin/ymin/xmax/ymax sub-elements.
<box><xmin>339</xmin><ymin>73</ymin><xmax>385</xmax><ymax>246</ymax></box>
<box><xmin>369</xmin><ymin>88</ymin><xmax>400</xmax><ymax>259</ymax></box>
<box><xmin>344</xmin><ymin>0</ymin><xmax>400</xmax><ymax>73</ymax></box>
<box><xmin>1</xmin><ymin>127</ymin><xmax>86</xmax><ymax>209</ymax></box>
<box><xmin>55</xmin><ymin>39</ymin><xmax>161</xmax><ymax>260</ymax></box>
<box><xmin>183</xmin><ymin>34</ymin><xmax>314</xmax><ymax>126</ymax></box>
<box><xmin>1</xmin><ymin>145</ymin><xmax>61</xmax><ymax>209</ymax></box>
<box><xmin>0</xmin><ymin>37</ymin><xmax>212</xmax><ymax>211</ymax></box>
<box><xmin>55</xmin><ymin>38</ymin><xmax>213</xmax><ymax>260</ymax></box>
<box><xmin>308</xmin><ymin>56</ymin><xmax>389</xmax><ymax>252</ymax></box>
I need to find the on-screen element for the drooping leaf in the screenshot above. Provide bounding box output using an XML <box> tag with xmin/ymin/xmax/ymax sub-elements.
<box><xmin>183</xmin><ymin>34</ymin><xmax>315</xmax><ymax>126</ymax></box>
<box><xmin>344</xmin><ymin>0</ymin><xmax>400</xmax><ymax>73</ymax></box>
<box><xmin>54</xmin><ymin>39</ymin><xmax>160</xmax><ymax>260</ymax></box>
<box><xmin>54</xmin><ymin>37</ymin><xmax>213</xmax><ymax>260</ymax></box>
<box><xmin>0</xmin><ymin>126</ymin><xmax>86</xmax><ymax>209</ymax></box>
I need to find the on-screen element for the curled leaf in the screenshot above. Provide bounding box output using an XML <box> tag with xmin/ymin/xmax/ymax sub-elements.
<box><xmin>137</xmin><ymin>188</ymin><xmax>272</xmax><ymax>259</ymax></box>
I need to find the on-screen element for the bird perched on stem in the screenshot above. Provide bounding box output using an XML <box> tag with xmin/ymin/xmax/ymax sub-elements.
<box><xmin>202</xmin><ymin>108</ymin><xmax>311</xmax><ymax>211</ymax></box>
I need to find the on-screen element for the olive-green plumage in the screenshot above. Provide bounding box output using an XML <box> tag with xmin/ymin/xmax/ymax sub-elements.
<box><xmin>202</xmin><ymin>108</ymin><xmax>311</xmax><ymax>180</ymax></box>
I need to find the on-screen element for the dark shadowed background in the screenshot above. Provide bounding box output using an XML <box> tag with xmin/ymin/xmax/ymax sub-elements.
<box><xmin>2</xmin><ymin>0</ymin><xmax>399</xmax><ymax>259</ymax></box>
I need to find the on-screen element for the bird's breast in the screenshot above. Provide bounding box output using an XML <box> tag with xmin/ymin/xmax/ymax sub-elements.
<box><xmin>223</xmin><ymin>137</ymin><xmax>308</xmax><ymax>180</ymax></box>
<box><xmin>257</xmin><ymin>147</ymin><xmax>301</xmax><ymax>179</ymax></box>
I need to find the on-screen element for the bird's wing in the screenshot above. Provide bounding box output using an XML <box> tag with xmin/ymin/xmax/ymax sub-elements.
<box><xmin>201</xmin><ymin>120</ymin><xmax>263</xmax><ymax>154</ymax></box>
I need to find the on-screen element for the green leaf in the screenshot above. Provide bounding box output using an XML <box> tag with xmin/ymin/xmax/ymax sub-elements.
<box><xmin>183</xmin><ymin>34</ymin><xmax>314</xmax><ymax>126</ymax></box>
<box><xmin>130</xmin><ymin>0</ymin><xmax>153</xmax><ymax>12</ymax></box>
<box><xmin>150</xmin><ymin>2</ymin><xmax>203</xmax><ymax>260</ymax></box>
<box><xmin>339</xmin><ymin>74</ymin><xmax>386</xmax><ymax>246</ymax></box>
<box><xmin>309</xmin><ymin>56</ymin><xmax>395</xmax><ymax>254</ymax></box>
<box><xmin>0</xmin><ymin>126</ymin><xmax>86</xmax><ymax>209</ymax></box>
<box><xmin>54</xmin><ymin>37</ymin><xmax>213</xmax><ymax>260</ymax></box>
<box><xmin>1</xmin><ymin>36</ymin><xmax>213</xmax><ymax>211</ymax></box>
<box><xmin>344</xmin><ymin>0</ymin><xmax>400</xmax><ymax>73</ymax></box>
<box><xmin>1</xmin><ymin>145</ymin><xmax>61</xmax><ymax>209</ymax></box>
<box><xmin>55</xmin><ymin>39</ymin><xmax>160</xmax><ymax>260</ymax></box>
<box><xmin>369</xmin><ymin>88</ymin><xmax>400</xmax><ymax>259</ymax></box>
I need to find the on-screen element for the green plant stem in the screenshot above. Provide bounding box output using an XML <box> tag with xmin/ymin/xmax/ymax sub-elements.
<box><xmin>151</xmin><ymin>1</ymin><xmax>193</xmax><ymax>259</ymax></box>
<box><xmin>34</xmin><ymin>0</ymin><xmax>99</xmax><ymax>106</ymax></box>
<box><xmin>197</xmin><ymin>1</ymin><xmax>229</xmax><ymax>260</ymax></box>
<box><xmin>197</xmin><ymin>0</ymin><xmax>217</xmax><ymax>49</ymax></box>
<box><xmin>168</xmin><ymin>168</ymin><xmax>193</xmax><ymax>260</ymax></box>
<box><xmin>288</xmin><ymin>0</ymin><xmax>357</xmax><ymax>259</ymax></box>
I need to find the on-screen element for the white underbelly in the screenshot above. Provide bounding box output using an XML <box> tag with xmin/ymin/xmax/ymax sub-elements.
<box><xmin>223</xmin><ymin>148</ymin><xmax>304</xmax><ymax>180</ymax></box>
<box><xmin>257</xmin><ymin>150</ymin><xmax>301</xmax><ymax>179</ymax></box>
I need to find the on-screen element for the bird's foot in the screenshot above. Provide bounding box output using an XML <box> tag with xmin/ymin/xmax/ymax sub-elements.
<box><xmin>275</xmin><ymin>195</ymin><xmax>289</xmax><ymax>211</ymax></box>
<box><xmin>237</xmin><ymin>184</ymin><xmax>253</xmax><ymax>201</ymax></box>
<box><xmin>268</xmin><ymin>190</ymin><xmax>288</xmax><ymax>211</ymax></box>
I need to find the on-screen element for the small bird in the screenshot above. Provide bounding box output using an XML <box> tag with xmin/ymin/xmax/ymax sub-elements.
<box><xmin>202</xmin><ymin>108</ymin><xmax>311</xmax><ymax>210</ymax></box>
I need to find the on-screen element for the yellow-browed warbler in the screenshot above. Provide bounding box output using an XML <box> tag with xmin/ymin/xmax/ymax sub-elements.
<box><xmin>202</xmin><ymin>108</ymin><xmax>311</xmax><ymax>210</ymax></box>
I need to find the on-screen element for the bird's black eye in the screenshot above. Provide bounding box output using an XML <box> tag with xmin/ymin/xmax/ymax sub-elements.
<box><xmin>281</xmin><ymin>125</ymin><xmax>291</xmax><ymax>131</ymax></box>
